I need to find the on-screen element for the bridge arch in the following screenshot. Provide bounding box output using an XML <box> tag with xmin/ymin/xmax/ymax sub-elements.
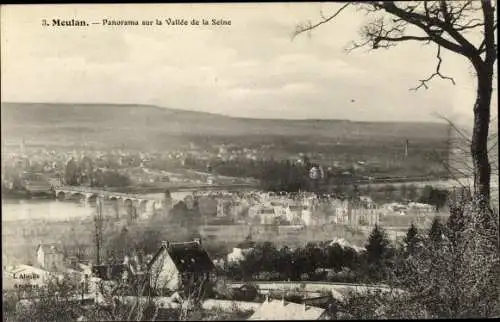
<box><xmin>87</xmin><ymin>193</ymin><xmax>98</xmax><ymax>204</ymax></box>
<box><xmin>67</xmin><ymin>192</ymin><xmax>86</xmax><ymax>202</ymax></box>
<box><xmin>109</xmin><ymin>196</ymin><xmax>118</xmax><ymax>201</ymax></box>
<box><xmin>56</xmin><ymin>191</ymin><xmax>66</xmax><ymax>201</ymax></box>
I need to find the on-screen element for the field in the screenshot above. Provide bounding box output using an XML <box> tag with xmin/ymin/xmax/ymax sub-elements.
<box><xmin>2</xmin><ymin>102</ymin><xmax>449</xmax><ymax>151</ymax></box>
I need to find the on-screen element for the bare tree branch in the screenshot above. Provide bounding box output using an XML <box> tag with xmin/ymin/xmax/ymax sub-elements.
<box><xmin>411</xmin><ymin>45</ymin><xmax>456</xmax><ymax>90</ymax></box>
<box><xmin>432</xmin><ymin>113</ymin><xmax>473</xmax><ymax>145</ymax></box>
<box><xmin>426</xmin><ymin>149</ymin><xmax>469</xmax><ymax>188</ymax></box>
<box><xmin>381</xmin><ymin>2</ymin><xmax>478</xmax><ymax>57</ymax></box>
<box><xmin>292</xmin><ymin>3</ymin><xmax>351</xmax><ymax>40</ymax></box>
<box><xmin>292</xmin><ymin>1</ymin><xmax>497</xmax><ymax>203</ymax></box>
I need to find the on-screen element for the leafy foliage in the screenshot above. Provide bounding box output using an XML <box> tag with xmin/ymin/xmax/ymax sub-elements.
<box><xmin>428</xmin><ymin>217</ymin><xmax>445</xmax><ymax>244</ymax></box>
<box><xmin>402</xmin><ymin>223</ymin><xmax>421</xmax><ymax>256</ymax></box>
<box><xmin>419</xmin><ymin>185</ymin><xmax>449</xmax><ymax>212</ymax></box>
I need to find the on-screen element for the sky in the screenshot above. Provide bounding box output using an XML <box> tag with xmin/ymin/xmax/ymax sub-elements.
<box><xmin>1</xmin><ymin>3</ymin><xmax>497</xmax><ymax>125</ymax></box>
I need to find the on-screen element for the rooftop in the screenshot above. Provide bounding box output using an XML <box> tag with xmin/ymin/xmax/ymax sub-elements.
<box><xmin>149</xmin><ymin>240</ymin><xmax>215</xmax><ymax>273</ymax></box>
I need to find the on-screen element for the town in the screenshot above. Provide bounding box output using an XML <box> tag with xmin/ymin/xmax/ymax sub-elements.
<box><xmin>2</xmin><ymin>1</ymin><xmax>499</xmax><ymax>321</ymax></box>
<box><xmin>2</xmin><ymin>139</ymin><xmax>472</xmax><ymax>320</ymax></box>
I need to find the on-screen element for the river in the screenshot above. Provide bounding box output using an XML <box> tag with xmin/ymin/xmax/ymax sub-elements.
<box><xmin>1</xmin><ymin>191</ymin><xmax>194</xmax><ymax>223</ymax></box>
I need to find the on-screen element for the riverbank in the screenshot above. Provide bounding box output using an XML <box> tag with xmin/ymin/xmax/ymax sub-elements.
<box><xmin>1</xmin><ymin>189</ymin><xmax>54</xmax><ymax>200</ymax></box>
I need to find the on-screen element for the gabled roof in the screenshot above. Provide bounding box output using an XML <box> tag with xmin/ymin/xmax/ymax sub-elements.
<box><xmin>249</xmin><ymin>299</ymin><xmax>325</xmax><ymax>320</ymax></box>
<box><xmin>148</xmin><ymin>241</ymin><xmax>215</xmax><ymax>274</ymax></box>
<box><xmin>7</xmin><ymin>264</ymin><xmax>49</xmax><ymax>276</ymax></box>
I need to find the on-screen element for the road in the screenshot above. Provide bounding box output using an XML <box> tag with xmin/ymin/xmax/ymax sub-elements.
<box><xmin>229</xmin><ymin>281</ymin><xmax>403</xmax><ymax>302</ymax></box>
<box><xmin>329</xmin><ymin>177</ymin><xmax>475</xmax><ymax>190</ymax></box>
<box><xmin>54</xmin><ymin>182</ymin><xmax>258</xmax><ymax>197</ymax></box>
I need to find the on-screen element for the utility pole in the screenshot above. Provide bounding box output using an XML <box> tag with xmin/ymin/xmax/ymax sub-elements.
<box><xmin>94</xmin><ymin>195</ymin><xmax>104</xmax><ymax>266</ymax></box>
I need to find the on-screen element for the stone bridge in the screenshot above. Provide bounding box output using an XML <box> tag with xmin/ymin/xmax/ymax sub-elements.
<box><xmin>53</xmin><ymin>186</ymin><xmax>167</xmax><ymax>220</ymax></box>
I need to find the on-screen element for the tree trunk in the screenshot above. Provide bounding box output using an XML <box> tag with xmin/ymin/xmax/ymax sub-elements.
<box><xmin>470</xmin><ymin>65</ymin><xmax>493</xmax><ymax>207</ymax></box>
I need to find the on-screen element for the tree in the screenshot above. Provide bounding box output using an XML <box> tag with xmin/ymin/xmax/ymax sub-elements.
<box><xmin>407</xmin><ymin>184</ymin><xmax>418</xmax><ymax>201</ymax></box>
<box><xmin>294</xmin><ymin>1</ymin><xmax>497</xmax><ymax>207</ymax></box>
<box><xmin>428</xmin><ymin>217</ymin><xmax>445</xmax><ymax>245</ymax></box>
<box><xmin>79</xmin><ymin>156</ymin><xmax>94</xmax><ymax>186</ymax></box>
<box><xmin>171</xmin><ymin>201</ymin><xmax>189</xmax><ymax>226</ymax></box>
<box><xmin>391</xmin><ymin>201</ymin><xmax>500</xmax><ymax>318</ymax></box>
<box><xmin>365</xmin><ymin>224</ymin><xmax>393</xmax><ymax>281</ymax></box>
<box><xmin>384</xmin><ymin>184</ymin><xmax>396</xmax><ymax>201</ymax></box>
<box><xmin>419</xmin><ymin>185</ymin><xmax>449</xmax><ymax>211</ymax></box>
<box><xmin>446</xmin><ymin>200</ymin><xmax>467</xmax><ymax>245</ymax></box>
<box><xmin>64</xmin><ymin>158</ymin><xmax>80</xmax><ymax>186</ymax></box>
<box><xmin>13</xmin><ymin>275</ymin><xmax>86</xmax><ymax>322</ymax></box>
<box><xmin>164</xmin><ymin>189</ymin><xmax>172</xmax><ymax>201</ymax></box>
<box><xmin>403</xmin><ymin>223</ymin><xmax>421</xmax><ymax>256</ymax></box>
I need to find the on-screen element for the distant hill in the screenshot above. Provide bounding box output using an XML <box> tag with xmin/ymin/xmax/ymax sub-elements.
<box><xmin>1</xmin><ymin>102</ymin><xmax>450</xmax><ymax>149</ymax></box>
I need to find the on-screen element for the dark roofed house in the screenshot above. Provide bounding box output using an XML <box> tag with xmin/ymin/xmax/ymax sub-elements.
<box><xmin>147</xmin><ymin>238</ymin><xmax>216</xmax><ymax>296</ymax></box>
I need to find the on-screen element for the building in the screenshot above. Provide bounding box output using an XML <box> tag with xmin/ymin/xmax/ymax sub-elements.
<box><xmin>3</xmin><ymin>265</ymin><xmax>53</xmax><ymax>293</ymax></box>
<box><xmin>36</xmin><ymin>243</ymin><xmax>65</xmax><ymax>271</ymax></box>
<box><xmin>259</xmin><ymin>208</ymin><xmax>278</xmax><ymax>225</ymax></box>
<box><xmin>147</xmin><ymin>239</ymin><xmax>215</xmax><ymax>295</ymax></box>
<box><xmin>285</xmin><ymin>205</ymin><xmax>304</xmax><ymax>223</ymax></box>
<box><xmin>331</xmin><ymin>199</ymin><xmax>350</xmax><ymax>224</ymax></box>
<box><xmin>249</xmin><ymin>298</ymin><xmax>327</xmax><ymax>320</ymax></box>
<box><xmin>227</xmin><ymin>239</ymin><xmax>256</xmax><ymax>264</ymax></box>
<box><xmin>217</xmin><ymin>199</ymin><xmax>231</xmax><ymax>217</ymax></box>
<box><xmin>301</xmin><ymin>208</ymin><xmax>313</xmax><ymax>226</ymax></box>
<box><xmin>408</xmin><ymin>202</ymin><xmax>434</xmax><ymax>213</ymax></box>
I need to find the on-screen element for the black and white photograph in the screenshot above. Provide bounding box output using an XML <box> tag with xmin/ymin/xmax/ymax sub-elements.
<box><xmin>1</xmin><ymin>2</ymin><xmax>498</xmax><ymax>320</ymax></box>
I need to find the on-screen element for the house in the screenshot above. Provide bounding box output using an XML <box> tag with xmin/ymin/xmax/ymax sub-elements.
<box><xmin>36</xmin><ymin>243</ymin><xmax>64</xmax><ymax>271</ymax></box>
<box><xmin>63</xmin><ymin>244</ymin><xmax>96</xmax><ymax>263</ymax></box>
<box><xmin>301</xmin><ymin>208</ymin><xmax>313</xmax><ymax>226</ymax></box>
<box><xmin>227</xmin><ymin>248</ymin><xmax>247</xmax><ymax>264</ymax></box>
<box><xmin>285</xmin><ymin>205</ymin><xmax>304</xmax><ymax>223</ymax></box>
<box><xmin>248</xmin><ymin>297</ymin><xmax>327</xmax><ymax>320</ymax></box>
<box><xmin>147</xmin><ymin>239</ymin><xmax>215</xmax><ymax>295</ymax></box>
<box><xmin>4</xmin><ymin>265</ymin><xmax>48</xmax><ymax>288</ymax></box>
<box><xmin>227</xmin><ymin>239</ymin><xmax>255</xmax><ymax>264</ymax></box>
<box><xmin>217</xmin><ymin>199</ymin><xmax>232</xmax><ymax>217</ymax></box>
<box><xmin>259</xmin><ymin>208</ymin><xmax>278</xmax><ymax>225</ymax></box>
<box><xmin>3</xmin><ymin>264</ymin><xmax>62</xmax><ymax>297</ymax></box>
<box><xmin>408</xmin><ymin>202</ymin><xmax>434</xmax><ymax>213</ymax></box>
